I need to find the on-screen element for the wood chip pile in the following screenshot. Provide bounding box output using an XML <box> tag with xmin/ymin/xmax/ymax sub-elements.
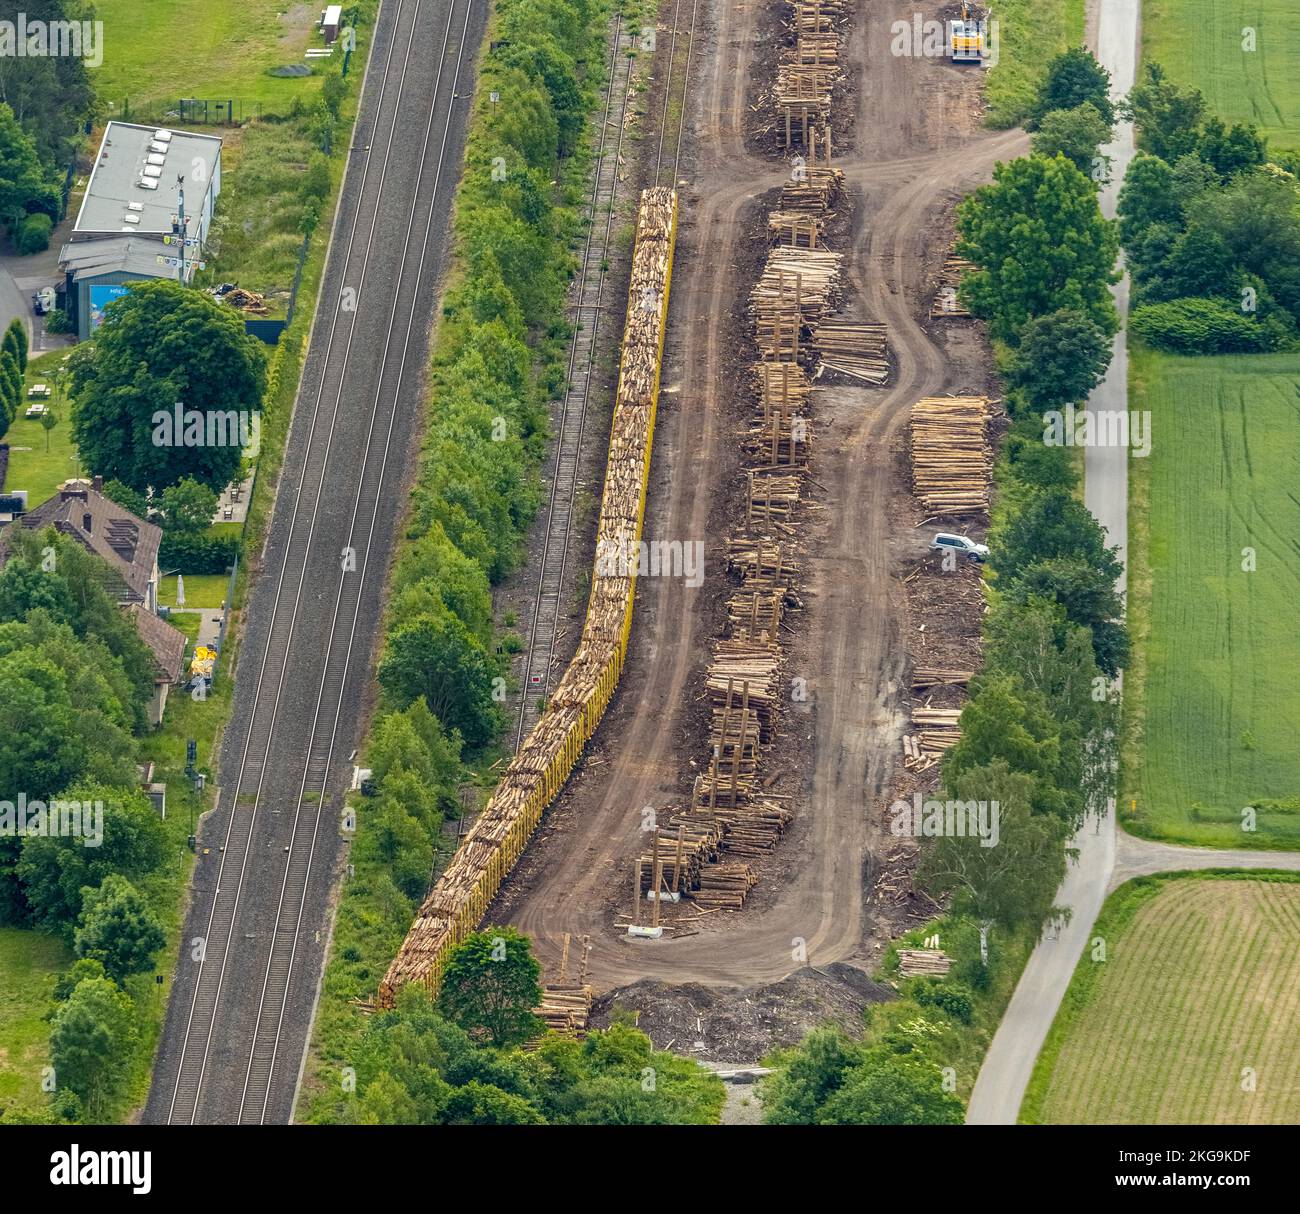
<box><xmin>378</xmin><ymin>190</ymin><xmax>678</xmax><ymax>1006</ymax></box>
<box><xmin>909</xmin><ymin>396</ymin><xmax>992</xmax><ymax>516</ymax></box>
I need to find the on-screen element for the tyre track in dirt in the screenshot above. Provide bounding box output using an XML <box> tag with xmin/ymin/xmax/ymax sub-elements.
<box><xmin>500</xmin><ymin>0</ymin><xmax>1026</xmax><ymax>988</ymax></box>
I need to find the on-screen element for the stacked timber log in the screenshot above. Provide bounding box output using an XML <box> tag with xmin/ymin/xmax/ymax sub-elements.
<box><xmin>811</xmin><ymin>319</ymin><xmax>889</xmax><ymax>384</ymax></box>
<box><xmin>537</xmin><ymin>984</ymin><xmax>593</xmax><ymax>1033</ymax></box>
<box><xmin>898</xmin><ymin>950</ymin><xmax>952</xmax><ymax>977</ymax></box>
<box><xmin>930</xmin><ymin>255</ymin><xmax>975</xmax><ymax>317</ymax></box>
<box><xmin>911</xmin><ymin>667</ymin><xmax>973</xmax><ymax>690</ymax></box>
<box><xmin>904</xmin><ymin>706</ymin><xmax>963</xmax><ymax>766</ymax></box>
<box><xmin>909</xmin><ymin>396</ymin><xmax>992</xmax><ymax>516</ymax></box>
<box><xmin>768</xmin><ymin>210</ymin><xmax>825</xmax><ymax>248</ymax></box>
<box><xmin>774</xmin><ymin>1</ymin><xmax>848</xmax><ymax>149</ymax></box>
<box><xmin>378</xmin><ymin>189</ymin><xmax>678</xmax><ymax>1007</ymax></box>
<box><xmin>780</xmin><ymin>165</ymin><xmax>844</xmax><ymax>214</ymax></box>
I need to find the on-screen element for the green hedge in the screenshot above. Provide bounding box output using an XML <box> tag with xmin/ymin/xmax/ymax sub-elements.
<box><xmin>159</xmin><ymin>528</ymin><xmax>239</xmax><ymax>575</ymax></box>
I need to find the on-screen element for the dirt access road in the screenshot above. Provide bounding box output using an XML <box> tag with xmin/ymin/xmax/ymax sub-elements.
<box><xmin>497</xmin><ymin>0</ymin><xmax>1026</xmax><ymax>989</ymax></box>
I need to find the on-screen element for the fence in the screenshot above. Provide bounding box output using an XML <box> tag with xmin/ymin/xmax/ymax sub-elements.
<box><xmin>115</xmin><ymin>98</ymin><xmax>261</xmax><ymax>126</ymax></box>
<box><xmin>377</xmin><ymin>188</ymin><xmax>679</xmax><ymax>1005</ymax></box>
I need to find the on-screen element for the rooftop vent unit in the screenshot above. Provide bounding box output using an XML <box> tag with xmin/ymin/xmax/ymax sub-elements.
<box><xmin>142</xmin><ymin>164</ymin><xmax>163</xmax><ymax>179</ymax></box>
<box><xmin>154</xmin><ymin>129</ymin><xmax>173</xmax><ymax>143</ymax></box>
<box><xmin>136</xmin><ymin>178</ymin><xmax>159</xmax><ymax>190</ymax></box>
<box><xmin>127</xmin><ymin>201</ymin><xmax>144</xmax><ymax>212</ymax></box>
<box><xmin>146</xmin><ymin>152</ymin><xmax>166</xmax><ymax>167</ymax></box>
<box><xmin>122</xmin><ymin>213</ymin><xmax>141</xmax><ymax>224</ymax></box>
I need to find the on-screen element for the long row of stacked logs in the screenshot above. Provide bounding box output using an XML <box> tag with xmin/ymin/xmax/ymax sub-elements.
<box><xmin>632</xmin><ymin>10</ymin><xmax>864</xmax><ymax>920</ymax></box>
<box><xmin>378</xmin><ymin>189</ymin><xmax>678</xmax><ymax>1007</ymax></box>
<box><xmin>772</xmin><ymin>0</ymin><xmax>850</xmax><ymax>149</ymax></box>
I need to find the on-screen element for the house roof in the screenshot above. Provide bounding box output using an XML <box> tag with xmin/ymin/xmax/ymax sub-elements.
<box><xmin>11</xmin><ymin>479</ymin><xmax>161</xmax><ymax>601</ymax></box>
<box><xmin>128</xmin><ymin>603</ymin><xmax>187</xmax><ymax>684</ymax></box>
<box><xmin>75</xmin><ymin>121</ymin><xmax>221</xmax><ymax>237</ymax></box>
<box><xmin>58</xmin><ymin>235</ymin><xmax>182</xmax><ymax>283</ymax></box>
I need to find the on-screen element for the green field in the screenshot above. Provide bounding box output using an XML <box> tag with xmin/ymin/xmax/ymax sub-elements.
<box><xmin>0</xmin><ymin>928</ymin><xmax>70</xmax><ymax>1120</ymax></box>
<box><xmin>1124</xmin><ymin>350</ymin><xmax>1300</xmax><ymax>847</ymax></box>
<box><xmin>3</xmin><ymin>350</ymin><xmax>82</xmax><ymax>506</ymax></box>
<box><xmin>985</xmin><ymin>0</ymin><xmax>1088</xmax><ymax>128</ymax></box>
<box><xmin>1145</xmin><ymin>0</ymin><xmax>1300</xmax><ymax>151</ymax></box>
<box><xmin>1023</xmin><ymin>875</ymin><xmax>1300</xmax><ymax>1124</ymax></box>
<box><xmin>93</xmin><ymin>0</ymin><xmax>327</xmax><ymax>116</ymax></box>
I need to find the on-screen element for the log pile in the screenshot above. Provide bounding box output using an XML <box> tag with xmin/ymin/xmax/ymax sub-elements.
<box><xmin>812</xmin><ymin>319</ymin><xmax>889</xmax><ymax>384</ymax></box>
<box><xmin>773</xmin><ymin>1</ymin><xmax>848</xmax><ymax>149</ymax></box>
<box><xmin>911</xmin><ymin>706</ymin><xmax>963</xmax><ymax>755</ymax></box>
<box><xmin>909</xmin><ymin>396</ymin><xmax>991</xmax><ymax>516</ymax></box>
<box><xmin>379</xmin><ymin>190</ymin><xmax>678</xmax><ymax>1006</ymax></box>
<box><xmin>780</xmin><ymin>165</ymin><xmax>844</xmax><ymax>214</ymax></box>
<box><xmin>769</xmin><ymin>210</ymin><xmax>825</xmax><ymax>248</ymax></box>
<box><xmin>912</xmin><ymin>667</ymin><xmax>973</xmax><ymax>690</ymax></box>
<box><xmin>930</xmin><ymin>256</ymin><xmax>975</xmax><ymax>317</ymax></box>
<box><xmin>897</xmin><ymin>949</ymin><xmax>952</xmax><ymax>977</ymax></box>
<box><xmin>537</xmin><ymin>984</ymin><xmax>593</xmax><ymax>1033</ymax></box>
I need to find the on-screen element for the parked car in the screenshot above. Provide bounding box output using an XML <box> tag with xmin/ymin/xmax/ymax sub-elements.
<box><xmin>930</xmin><ymin>531</ymin><xmax>989</xmax><ymax>563</ymax></box>
<box><xmin>32</xmin><ymin>287</ymin><xmax>55</xmax><ymax>315</ymax></box>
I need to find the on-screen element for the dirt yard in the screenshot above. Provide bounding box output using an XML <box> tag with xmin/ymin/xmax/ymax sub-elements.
<box><xmin>492</xmin><ymin>0</ymin><xmax>1024</xmax><ymax>1053</ymax></box>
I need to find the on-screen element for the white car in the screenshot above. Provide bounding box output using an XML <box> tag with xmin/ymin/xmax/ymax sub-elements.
<box><xmin>930</xmin><ymin>532</ymin><xmax>989</xmax><ymax>563</ymax></box>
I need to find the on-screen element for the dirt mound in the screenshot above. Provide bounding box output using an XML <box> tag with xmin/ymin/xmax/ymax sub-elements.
<box><xmin>590</xmin><ymin>962</ymin><xmax>894</xmax><ymax>1062</ymax></box>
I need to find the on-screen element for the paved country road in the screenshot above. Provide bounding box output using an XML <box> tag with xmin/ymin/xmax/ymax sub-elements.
<box><xmin>144</xmin><ymin>0</ymin><xmax>486</xmax><ymax>1124</ymax></box>
<box><xmin>966</xmin><ymin>0</ymin><xmax>1140</xmax><ymax>1127</ymax></box>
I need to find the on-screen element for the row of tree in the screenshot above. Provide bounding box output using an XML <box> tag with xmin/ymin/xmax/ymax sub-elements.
<box><xmin>0</xmin><ymin>529</ymin><xmax>174</xmax><ymax>1122</ymax></box>
<box><xmin>0</xmin><ymin>317</ymin><xmax>28</xmax><ymax>433</ymax></box>
<box><xmin>308</xmin><ymin>928</ymin><xmax>723</xmax><ymax>1125</ymax></box>
<box><xmin>371</xmin><ymin>0</ymin><xmax>611</xmax><ymax>751</ymax></box>
<box><xmin>1118</xmin><ymin>64</ymin><xmax>1300</xmax><ymax>354</ymax></box>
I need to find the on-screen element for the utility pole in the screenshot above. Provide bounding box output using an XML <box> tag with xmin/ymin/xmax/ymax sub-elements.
<box><xmin>176</xmin><ymin>174</ymin><xmax>187</xmax><ymax>283</ymax></box>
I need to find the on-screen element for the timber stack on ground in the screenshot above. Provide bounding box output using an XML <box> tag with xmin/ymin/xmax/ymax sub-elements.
<box><xmin>909</xmin><ymin>395</ymin><xmax>992</xmax><ymax>516</ymax></box>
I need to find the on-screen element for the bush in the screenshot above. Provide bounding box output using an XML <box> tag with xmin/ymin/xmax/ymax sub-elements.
<box><xmin>911</xmin><ymin>980</ymin><xmax>976</xmax><ymax>1025</ymax></box>
<box><xmin>13</xmin><ymin>211</ymin><xmax>52</xmax><ymax>255</ymax></box>
<box><xmin>1129</xmin><ymin>297</ymin><xmax>1280</xmax><ymax>354</ymax></box>
<box><xmin>44</xmin><ymin>308</ymin><xmax>72</xmax><ymax>335</ymax></box>
<box><xmin>159</xmin><ymin>528</ymin><xmax>240</xmax><ymax>574</ymax></box>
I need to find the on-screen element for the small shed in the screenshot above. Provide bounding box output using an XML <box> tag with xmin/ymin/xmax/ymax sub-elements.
<box><xmin>321</xmin><ymin>5</ymin><xmax>343</xmax><ymax>42</ymax></box>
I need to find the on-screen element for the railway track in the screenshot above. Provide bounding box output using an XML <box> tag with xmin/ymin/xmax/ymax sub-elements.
<box><xmin>145</xmin><ymin>0</ymin><xmax>487</xmax><ymax>1125</ymax></box>
<box><xmin>512</xmin><ymin>0</ymin><xmax>700</xmax><ymax>747</ymax></box>
<box><xmin>512</xmin><ymin>17</ymin><xmax>637</xmax><ymax>746</ymax></box>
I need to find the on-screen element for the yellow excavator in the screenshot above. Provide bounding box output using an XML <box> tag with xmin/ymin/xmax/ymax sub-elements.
<box><xmin>949</xmin><ymin>2</ymin><xmax>988</xmax><ymax>64</ymax></box>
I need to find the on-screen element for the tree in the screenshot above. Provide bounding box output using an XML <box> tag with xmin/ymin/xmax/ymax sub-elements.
<box><xmin>1197</xmin><ymin>116</ymin><xmax>1266</xmax><ymax>180</ymax></box>
<box><xmin>1008</xmin><ymin>557</ymin><xmax>1130</xmax><ymax>674</ymax></box>
<box><xmin>436</xmin><ymin>927</ymin><xmax>542</xmax><ymax>1048</ymax></box>
<box><xmin>100</xmin><ymin>479</ymin><xmax>150</xmax><ymax>522</ymax></box>
<box><xmin>17</xmin><ymin>785</ymin><xmax>167</xmax><ymax>936</ymax></box>
<box><xmin>356</xmin><ymin>798</ymin><xmax>433</xmax><ymax>901</ymax></box>
<box><xmin>1007</xmin><ymin>307</ymin><xmax>1112</xmax><ymax>410</ymax></box>
<box><xmin>1123</xmin><ymin>62</ymin><xmax>1205</xmax><ymax>164</ymax></box>
<box><xmin>943</xmin><ymin>676</ymin><xmax>1076</xmax><ymax>826</ymax></box>
<box><xmin>1031</xmin><ymin>48</ymin><xmax>1114</xmax><ymax>128</ymax></box>
<box><xmin>762</xmin><ymin>1025</ymin><xmax>864</xmax><ymax>1125</ymax></box>
<box><xmin>917</xmin><ymin>760</ymin><xmax>1071</xmax><ymax>960</ymax></box>
<box><xmin>73</xmin><ymin>874</ymin><xmax>166</xmax><ymax>983</ymax></box>
<box><xmin>956</xmin><ymin>155</ymin><xmax>1119</xmax><ymax>343</ymax></box>
<box><xmin>70</xmin><ymin>279</ymin><xmax>267</xmax><ymax>494</ymax></box>
<box><xmin>3</xmin><ymin>317</ymin><xmax>28</xmax><ymax>373</ymax></box>
<box><xmin>1032</xmin><ymin>103</ymin><xmax>1113</xmax><ymax>179</ymax></box>
<box><xmin>992</xmin><ymin>487</ymin><xmax>1124</xmax><ymax>590</ymax></box>
<box><xmin>0</xmin><ymin>102</ymin><xmax>58</xmax><ymax>228</ymax></box>
<box><xmin>818</xmin><ymin>1052</ymin><xmax>965</xmax><ymax>1125</ymax></box>
<box><xmin>155</xmin><ymin>477</ymin><xmax>219</xmax><ymax>533</ymax></box>
<box><xmin>378</xmin><ymin>599</ymin><xmax>500</xmax><ymax>748</ymax></box>
<box><xmin>48</xmin><ymin>976</ymin><xmax>137</xmax><ymax>1118</ymax></box>
<box><xmin>1117</xmin><ymin>153</ymin><xmax>1183</xmax><ymax>248</ymax></box>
